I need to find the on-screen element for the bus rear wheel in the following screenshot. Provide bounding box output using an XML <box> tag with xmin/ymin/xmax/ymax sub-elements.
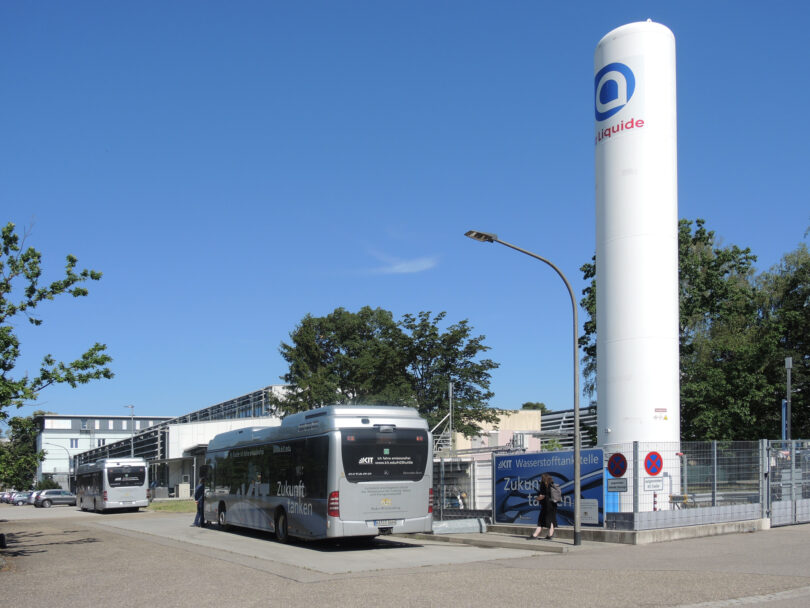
<box><xmin>275</xmin><ymin>509</ymin><xmax>289</xmax><ymax>543</ymax></box>
<box><xmin>218</xmin><ymin>504</ymin><xmax>228</xmax><ymax>529</ymax></box>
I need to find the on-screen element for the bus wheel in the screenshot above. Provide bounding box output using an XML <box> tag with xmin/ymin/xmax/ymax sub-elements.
<box><xmin>275</xmin><ymin>509</ymin><xmax>289</xmax><ymax>543</ymax></box>
<box><xmin>218</xmin><ymin>503</ymin><xmax>228</xmax><ymax>529</ymax></box>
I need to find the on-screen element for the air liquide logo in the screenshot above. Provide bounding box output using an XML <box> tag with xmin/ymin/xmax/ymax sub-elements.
<box><xmin>594</xmin><ymin>61</ymin><xmax>645</xmax><ymax>145</ymax></box>
<box><xmin>594</xmin><ymin>62</ymin><xmax>635</xmax><ymax>121</ymax></box>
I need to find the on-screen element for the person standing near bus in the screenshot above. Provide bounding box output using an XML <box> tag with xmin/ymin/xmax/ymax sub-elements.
<box><xmin>193</xmin><ymin>477</ymin><xmax>205</xmax><ymax>527</ymax></box>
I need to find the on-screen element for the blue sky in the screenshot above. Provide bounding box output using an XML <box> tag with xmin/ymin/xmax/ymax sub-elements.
<box><xmin>3</xmin><ymin>2</ymin><xmax>808</xmax><ymax>424</ymax></box>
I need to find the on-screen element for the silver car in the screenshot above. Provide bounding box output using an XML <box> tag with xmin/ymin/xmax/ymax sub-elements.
<box><xmin>35</xmin><ymin>489</ymin><xmax>77</xmax><ymax>508</ymax></box>
<box><xmin>12</xmin><ymin>491</ymin><xmax>32</xmax><ymax>506</ymax></box>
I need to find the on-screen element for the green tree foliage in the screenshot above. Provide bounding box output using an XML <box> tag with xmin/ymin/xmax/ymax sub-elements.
<box><xmin>0</xmin><ymin>222</ymin><xmax>114</xmax><ymax>420</ymax></box>
<box><xmin>756</xmin><ymin>243</ymin><xmax>809</xmax><ymax>438</ymax></box>
<box><xmin>277</xmin><ymin>307</ymin><xmax>413</xmax><ymax>410</ymax></box>
<box><xmin>399</xmin><ymin>311</ymin><xmax>499</xmax><ymax>436</ymax></box>
<box><xmin>520</xmin><ymin>401</ymin><xmax>550</xmax><ymax>413</ymax></box>
<box><xmin>35</xmin><ymin>477</ymin><xmax>62</xmax><ymax>490</ymax></box>
<box><xmin>276</xmin><ymin>307</ymin><xmax>499</xmax><ymax>436</ymax></box>
<box><xmin>677</xmin><ymin>219</ymin><xmax>771</xmax><ymax>440</ymax></box>
<box><xmin>0</xmin><ymin>416</ymin><xmax>42</xmax><ymax>489</ymax></box>
<box><xmin>580</xmin><ymin>218</ymin><xmax>807</xmax><ymax>441</ymax></box>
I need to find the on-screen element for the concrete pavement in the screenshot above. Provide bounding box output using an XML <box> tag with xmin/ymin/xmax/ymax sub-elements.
<box><xmin>2</xmin><ymin>504</ymin><xmax>810</xmax><ymax>607</ymax></box>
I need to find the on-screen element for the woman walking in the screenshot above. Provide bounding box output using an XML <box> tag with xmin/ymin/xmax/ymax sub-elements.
<box><xmin>528</xmin><ymin>473</ymin><xmax>559</xmax><ymax>540</ymax></box>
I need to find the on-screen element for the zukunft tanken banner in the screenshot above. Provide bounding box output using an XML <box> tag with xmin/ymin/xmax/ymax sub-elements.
<box><xmin>493</xmin><ymin>450</ymin><xmax>605</xmax><ymax>526</ymax></box>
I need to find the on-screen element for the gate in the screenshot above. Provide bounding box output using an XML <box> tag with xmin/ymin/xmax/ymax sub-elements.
<box><xmin>768</xmin><ymin>440</ymin><xmax>810</xmax><ymax>527</ymax></box>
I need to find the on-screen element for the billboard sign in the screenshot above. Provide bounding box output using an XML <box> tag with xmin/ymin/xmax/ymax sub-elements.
<box><xmin>493</xmin><ymin>449</ymin><xmax>604</xmax><ymax>526</ymax></box>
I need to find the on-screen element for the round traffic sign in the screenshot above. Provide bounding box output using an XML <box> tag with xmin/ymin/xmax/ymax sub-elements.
<box><xmin>608</xmin><ymin>453</ymin><xmax>627</xmax><ymax>477</ymax></box>
<box><xmin>645</xmin><ymin>451</ymin><xmax>663</xmax><ymax>476</ymax></box>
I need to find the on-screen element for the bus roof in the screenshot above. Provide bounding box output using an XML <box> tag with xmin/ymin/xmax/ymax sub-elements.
<box><xmin>206</xmin><ymin>405</ymin><xmax>426</xmax><ymax>452</ymax></box>
<box><xmin>76</xmin><ymin>457</ymin><xmax>147</xmax><ymax>472</ymax></box>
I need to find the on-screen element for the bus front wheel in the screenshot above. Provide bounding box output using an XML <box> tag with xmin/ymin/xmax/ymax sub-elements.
<box><xmin>275</xmin><ymin>509</ymin><xmax>289</xmax><ymax>543</ymax></box>
<box><xmin>218</xmin><ymin>503</ymin><xmax>228</xmax><ymax>529</ymax></box>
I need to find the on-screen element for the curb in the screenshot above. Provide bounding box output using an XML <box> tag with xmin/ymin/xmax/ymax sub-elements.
<box><xmin>405</xmin><ymin>532</ymin><xmax>569</xmax><ymax>553</ymax></box>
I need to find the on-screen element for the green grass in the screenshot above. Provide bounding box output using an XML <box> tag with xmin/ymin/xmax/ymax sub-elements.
<box><xmin>146</xmin><ymin>499</ymin><xmax>197</xmax><ymax>513</ymax></box>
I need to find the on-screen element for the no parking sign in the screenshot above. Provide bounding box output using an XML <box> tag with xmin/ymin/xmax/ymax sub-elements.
<box><xmin>644</xmin><ymin>451</ymin><xmax>663</xmax><ymax>476</ymax></box>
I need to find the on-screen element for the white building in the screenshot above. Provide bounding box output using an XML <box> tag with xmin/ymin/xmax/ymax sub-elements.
<box><xmin>34</xmin><ymin>414</ymin><xmax>173</xmax><ymax>489</ymax></box>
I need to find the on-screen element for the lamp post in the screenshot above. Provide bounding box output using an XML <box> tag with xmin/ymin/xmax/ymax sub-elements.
<box><xmin>465</xmin><ymin>230</ymin><xmax>582</xmax><ymax>546</ymax></box>
<box><xmin>125</xmin><ymin>405</ymin><xmax>135</xmax><ymax>457</ymax></box>
<box><xmin>785</xmin><ymin>357</ymin><xmax>792</xmax><ymax>441</ymax></box>
<box><xmin>43</xmin><ymin>442</ymin><xmax>74</xmax><ymax>490</ymax></box>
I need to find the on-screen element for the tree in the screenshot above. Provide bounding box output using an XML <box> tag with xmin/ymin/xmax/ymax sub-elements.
<box><xmin>399</xmin><ymin>311</ymin><xmax>499</xmax><ymax>436</ymax></box>
<box><xmin>579</xmin><ymin>218</ymin><xmax>792</xmax><ymax>441</ymax></box>
<box><xmin>275</xmin><ymin>307</ymin><xmax>499</xmax><ymax>436</ymax></box>
<box><xmin>0</xmin><ymin>415</ymin><xmax>42</xmax><ymax>489</ymax></box>
<box><xmin>35</xmin><ymin>477</ymin><xmax>62</xmax><ymax>490</ymax></box>
<box><xmin>756</xmin><ymin>242</ymin><xmax>810</xmax><ymax>438</ymax></box>
<box><xmin>521</xmin><ymin>401</ymin><xmax>551</xmax><ymax>413</ymax></box>
<box><xmin>277</xmin><ymin>306</ymin><xmax>413</xmax><ymax>411</ymax></box>
<box><xmin>676</xmin><ymin>219</ymin><xmax>771</xmax><ymax>440</ymax></box>
<box><xmin>1</xmin><ymin>222</ymin><xmax>114</xmax><ymax>420</ymax></box>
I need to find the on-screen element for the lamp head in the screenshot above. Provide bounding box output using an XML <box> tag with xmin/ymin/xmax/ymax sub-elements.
<box><xmin>464</xmin><ymin>230</ymin><xmax>497</xmax><ymax>243</ymax></box>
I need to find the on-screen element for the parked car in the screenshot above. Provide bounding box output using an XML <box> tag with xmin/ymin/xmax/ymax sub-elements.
<box><xmin>34</xmin><ymin>489</ymin><xmax>77</xmax><ymax>508</ymax></box>
<box><xmin>0</xmin><ymin>491</ymin><xmax>12</xmax><ymax>503</ymax></box>
<box><xmin>27</xmin><ymin>490</ymin><xmax>43</xmax><ymax>505</ymax></box>
<box><xmin>12</xmin><ymin>491</ymin><xmax>32</xmax><ymax>506</ymax></box>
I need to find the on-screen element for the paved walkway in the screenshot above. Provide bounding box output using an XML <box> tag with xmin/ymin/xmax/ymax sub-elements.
<box><xmin>2</xmin><ymin>505</ymin><xmax>810</xmax><ymax>607</ymax></box>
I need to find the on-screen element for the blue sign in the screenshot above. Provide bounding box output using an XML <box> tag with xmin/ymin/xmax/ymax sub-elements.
<box><xmin>594</xmin><ymin>62</ymin><xmax>635</xmax><ymax>121</ymax></box>
<box><xmin>493</xmin><ymin>449</ymin><xmax>604</xmax><ymax>526</ymax></box>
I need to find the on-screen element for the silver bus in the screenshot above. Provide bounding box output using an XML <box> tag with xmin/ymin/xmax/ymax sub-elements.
<box><xmin>76</xmin><ymin>457</ymin><xmax>150</xmax><ymax>512</ymax></box>
<box><xmin>202</xmin><ymin>405</ymin><xmax>433</xmax><ymax>542</ymax></box>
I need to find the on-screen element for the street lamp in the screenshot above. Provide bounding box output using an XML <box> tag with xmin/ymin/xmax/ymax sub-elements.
<box><xmin>125</xmin><ymin>405</ymin><xmax>135</xmax><ymax>457</ymax></box>
<box><xmin>785</xmin><ymin>357</ymin><xmax>792</xmax><ymax>441</ymax></box>
<box><xmin>465</xmin><ymin>229</ymin><xmax>582</xmax><ymax>546</ymax></box>
<box><xmin>43</xmin><ymin>442</ymin><xmax>74</xmax><ymax>489</ymax></box>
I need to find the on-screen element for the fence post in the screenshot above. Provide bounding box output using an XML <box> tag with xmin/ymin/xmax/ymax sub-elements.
<box><xmin>711</xmin><ymin>441</ymin><xmax>717</xmax><ymax>507</ymax></box>
<box><xmin>439</xmin><ymin>456</ymin><xmax>445</xmax><ymax>520</ymax></box>
<box><xmin>633</xmin><ymin>441</ymin><xmax>639</xmax><ymax>518</ymax></box>
<box><xmin>759</xmin><ymin>439</ymin><xmax>769</xmax><ymax>520</ymax></box>
<box><xmin>790</xmin><ymin>440</ymin><xmax>797</xmax><ymax>524</ymax></box>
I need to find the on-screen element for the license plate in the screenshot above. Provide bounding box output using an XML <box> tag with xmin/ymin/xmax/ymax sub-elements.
<box><xmin>374</xmin><ymin>519</ymin><xmax>397</xmax><ymax>526</ymax></box>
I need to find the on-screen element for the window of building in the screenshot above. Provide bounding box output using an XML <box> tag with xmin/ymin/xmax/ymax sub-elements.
<box><xmin>136</xmin><ymin>420</ymin><xmax>141</xmax><ymax>430</ymax></box>
<box><xmin>70</xmin><ymin>438</ymin><xmax>79</xmax><ymax>448</ymax></box>
<box><xmin>95</xmin><ymin>419</ymin><xmax>101</xmax><ymax>430</ymax></box>
<box><xmin>97</xmin><ymin>438</ymin><xmax>106</xmax><ymax>447</ymax></box>
<box><xmin>80</xmin><ymin>418</ymin><xmax>88</xmax><ymax>430</ymax></box>
<box><xmin>122</xmin><ymin>420</ymin><xmax>127</xmax><ymax>430</ymax></box>
<box><xmin>108</xmin><ymin>420</ymin><xmax>114</xmax><ymax>430</ymax></box>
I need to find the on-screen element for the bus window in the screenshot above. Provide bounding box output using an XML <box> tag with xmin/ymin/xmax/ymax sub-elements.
<box><xmin>107</xmin><ymin>466</ymin><xmax>146</xmax><ymax>487</ymax></box>
<box><xmin>341</xmin><ymin>428</ymin><xmax>428</xmax><ymax>482</ymax></box>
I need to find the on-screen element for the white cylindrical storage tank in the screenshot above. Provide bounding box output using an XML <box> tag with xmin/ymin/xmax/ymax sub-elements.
<box><xmin>594</xmin><ymin>21</ymin><xmax>680</xmax><ymax>446</ymax></box>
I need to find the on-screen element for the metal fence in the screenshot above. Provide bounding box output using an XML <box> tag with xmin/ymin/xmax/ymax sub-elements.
<box><xmin>604</xmin><ymin>441</ymin><xmax>762</xmax><ymax>511</ymax></box>
<box><xmin>768</xmin><ymin>440</ymin><xmax>810</xmax><ymax>526</ymax></box>
<box><xmin>433</xmin><ymin>457</ymin><xmax>474</xmax><ymax>520</ymax></box>
<box><xmin>431</xmin><ymin>440</ymin><xmax>810</xmax><ymax>529</ymax></box>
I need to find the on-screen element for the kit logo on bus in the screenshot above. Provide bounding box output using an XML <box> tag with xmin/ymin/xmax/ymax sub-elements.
<box><xmin>594</xmin><ymin>62</ymin><xmax>636</xmax><ymax>121</ymax></box>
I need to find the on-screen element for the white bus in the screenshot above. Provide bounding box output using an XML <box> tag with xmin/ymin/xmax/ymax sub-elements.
<box><xmin>76</xmin><ymin>457</ymin><xmax>150</xmax><ymax>512</ymax></box>
<box><xmin>202</xmin><ymin>405</ymin><xmax>433</xmax><ymax>542</ymax></box>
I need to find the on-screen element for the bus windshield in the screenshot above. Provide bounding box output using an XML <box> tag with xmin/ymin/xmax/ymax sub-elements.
<box><xmin>341</xmin><ymin>427</ymin><xmax>428</xmax><ymax>482</ymax></box>
<box><xmin>107</xmin><ymin>466</ymin><xmax>146</xmax><ymax>487</ymax></box>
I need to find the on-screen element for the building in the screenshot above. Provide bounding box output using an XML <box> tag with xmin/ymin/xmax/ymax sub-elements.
<box><xmin>432</xmin><ymin>407</ymin><xmax>597</xmax><ymax>511</ymax></box>
<box><xmin>34</xmin><ymin>414</ymin><xmax>173</xmax><ymax>489</ymax></box>
<box><xmin>72</xmin><ymin>386</ymin><xmax>288</xmax><ymax>495</ymax></box>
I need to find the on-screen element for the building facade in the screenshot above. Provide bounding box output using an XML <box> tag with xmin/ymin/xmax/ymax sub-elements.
<box><xmin>34</xmin><ymin>414</ymin><xmax>173</xmax><ymax>489</ymax></box>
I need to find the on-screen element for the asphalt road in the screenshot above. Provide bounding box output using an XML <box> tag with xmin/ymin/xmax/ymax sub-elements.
<box><xmin>2</xmin><ymin>503</ymin><xmax>810</xmax><ymax>607</ymax></box>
